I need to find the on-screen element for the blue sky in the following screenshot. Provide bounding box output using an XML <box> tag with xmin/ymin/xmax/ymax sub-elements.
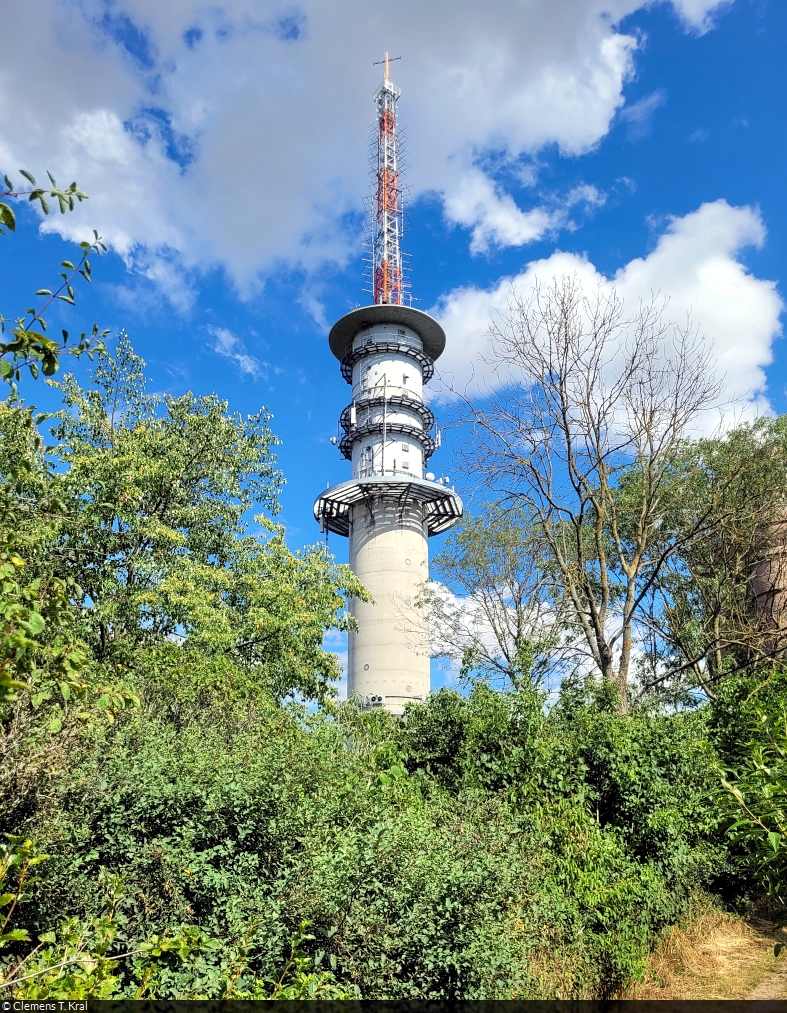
<box><xmin>1</xmin><ymin>0</ymin><xmax>784</xmax><ymax>690</ymax></box>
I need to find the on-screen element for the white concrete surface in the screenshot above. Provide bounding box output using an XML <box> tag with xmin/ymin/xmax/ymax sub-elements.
<box><xmin>347</xmin><ymin>493</ymin><xmax>430</xmax><ymax>714</ymax></box>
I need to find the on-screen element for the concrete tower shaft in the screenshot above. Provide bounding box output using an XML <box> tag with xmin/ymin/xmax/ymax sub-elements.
<box><xmin>348</xmin><ymin>495</ymin><xmax>429</xmax><ymax>710</ymax></box>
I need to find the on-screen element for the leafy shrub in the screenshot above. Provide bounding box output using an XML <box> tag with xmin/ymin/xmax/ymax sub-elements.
<box><xmin>1</xmin><ymin>670</ymin><xmax>732</xmax><ymax>999</ymax></box>
<box><xmin>719</xmin><ymin>700</ymin><xmax>787</xmax><ymax>924</ymax></box>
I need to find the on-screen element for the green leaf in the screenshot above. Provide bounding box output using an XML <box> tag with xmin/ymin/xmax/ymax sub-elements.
<box><xmin>0</xmin><ymin>893</ymin><xmax>15</xmax><ymax>907</ymax></box>
<box><xmin>36</xmin><ymin>289</ymin><xmax>52</xmax><ymax>296</ymax></box>
<box><xmin>60</xmin><ymin>681</ymin><xmax>71</xmax><ymax>702</ymax></box>
<box><xmin>26</xmin><ymin>612</ymin><xmax>45</xmax><ymax>635</ymax></box>
<box><xmin>19</xmin><ymin>169</ymin><xmax>36</xmax><ymax>186</ymax></box>
<box><xmin>0</xmin><ymin>928</ymin><xmax>30</xmax><ymax>943</ymax></box>
<box><xmin>39</xmin><ymin>931</ymin><xmax>57</xmax><ymax>943</ymax></box>
<box><xmin>48</xmin><ymin>717</ymin><xmax>62</xmax><ymax>734</ymax></box>
<box><xmin>61</xmin><ymin>260</ymin><xmax>75</xmax><ymax>270</ymax></box>
<box><xmin>3</xmin><ymin>175</ymin><xmax>13</xmax><ymax>191</ymax></box>
<box><xmin>0</xmin><ymin>360</ymin><xmax>13</xmax><ymax>378</ymax></box>
<box><xmin>47</xmin><ymin>170</ymin><xmax>57</xmax><ymax>187</ymax></box>
<box><xmin>768</xmin><ymin>831</ymin><xmax>781</xmax><ymax>853</ymax></box>
<box><xmin>0</xmin><ymin>202</ymin><xmax>16</xmax><ymax>232</ymax></box>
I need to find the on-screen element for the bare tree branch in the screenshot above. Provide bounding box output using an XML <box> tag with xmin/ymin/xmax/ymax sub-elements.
<box><xmin>450</xmin><ymin>274</ymin><xmax>724</xmax><ymax>711</ymax></box>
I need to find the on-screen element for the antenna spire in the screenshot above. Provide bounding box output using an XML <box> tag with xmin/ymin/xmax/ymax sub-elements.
<box><xmin>371</xmin><ymin>53</ymin><xmax>404</xmax><ymax>305</ymax></box>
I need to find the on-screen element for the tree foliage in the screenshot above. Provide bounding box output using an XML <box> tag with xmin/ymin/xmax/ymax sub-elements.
<box><xmin>421</xmin><ymin>505</ymin><xmax>566</xmax><ymax>690</ymax></box>
<box><xmin>0</xmin><ymin>335</ymin><xmax>372</xmax><ymax>996</ymax></box>
<box><xmin>0</xmin><ymin>171</ymin><xmax>107</xmax><ymax>385</ymax></box>
<box><xmin>455</xmin><ymin>276</ymin><xmax>722</xmax><ymax>710</ymax></box>
<box><xmin>643</xmin><ymin>417</ymin><xmax>787</xmax><ymax>699</ymax></box>
<box><xmin>719</xmin><ymin>697</ymin><xmax>787</xmax><ymax>932</ymax></box>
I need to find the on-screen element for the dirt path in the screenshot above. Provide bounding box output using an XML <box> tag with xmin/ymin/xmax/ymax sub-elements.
<box><xmin>747</xmin><ymin>958</ymin><xmax>787</xmax><ymax>1000</ymax></box>
<box><xmin>625</xmin><ymin>905</ymin><xmax>787</xmax><ymax>1000</ymax></box>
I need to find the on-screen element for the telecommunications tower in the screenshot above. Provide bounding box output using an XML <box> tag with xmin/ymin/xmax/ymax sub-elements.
<box><xmin>314</xmin><ymin>54</ymin><xmax>462</xmax><ymax>715</ymax></box>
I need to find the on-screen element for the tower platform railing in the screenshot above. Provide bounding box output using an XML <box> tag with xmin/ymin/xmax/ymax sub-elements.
<box><xmin>314</xmin><ymin>474</ymin><xmax>462</xmax><ymax>538</ymax></box>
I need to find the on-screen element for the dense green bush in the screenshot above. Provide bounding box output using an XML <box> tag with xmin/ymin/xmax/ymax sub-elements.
<box><xmin>716</xmin><ymin>690</ymin><xmax>787</xmax><ymax>922</ymax></box>
<box><xmin>2</xmin><ymin>662</ymin><xmax>734</xmax><ymax>999</ymax></box>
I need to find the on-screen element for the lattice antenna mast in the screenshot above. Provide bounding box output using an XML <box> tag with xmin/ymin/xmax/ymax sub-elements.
<box><xmin>372</xmin><ymin>53</ymin><xmax>404</xmax><ymax>305</ymax></box>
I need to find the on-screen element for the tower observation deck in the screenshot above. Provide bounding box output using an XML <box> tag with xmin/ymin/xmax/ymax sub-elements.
<box><xmin>313</xmin><ymin>55</ymin><xmax>462</xmax><ymax>715</ymax></box>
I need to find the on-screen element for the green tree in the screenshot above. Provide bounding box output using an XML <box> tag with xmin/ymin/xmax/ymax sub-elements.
<box><xmin>0</xmin><ymin>167</ymin><xmax>109</xmax><ymax>704</ymax></box>
<box><xmin>45</xmin><ymin>334</ymin><xmax>282</xmax><ymax>654</ymax></box>
<box><xmin>0</xmin><ymin>171</ymin><xmax>108</xmax><ymax>384</ymax></box>
<box><xmin>455</xmin><ymin>276</ymin><xmax>722</xmax><ymax>711</ymax></box>
<box><xmin>0</xmin><ymin>334</ymin><xmax>365</xmax><ymax>709</ymax></box>
<box><xmin>0</xmin><ymin>403</ymin><xmax>86</xmax><ymax>707</ymax></box>
<box><xmin>0</xmin><ymin>336</ymin><xmax>368</xmax><ymax>996</ymax></box>
<box><xmin>636</xmin><ymin>416</ymin><xmax>787</xmax><ymax>702</ymax></box>
<box><xmin>421</xmin><ymin>504</ymin><xmax>565</xmax><ymax>690</ymax></box>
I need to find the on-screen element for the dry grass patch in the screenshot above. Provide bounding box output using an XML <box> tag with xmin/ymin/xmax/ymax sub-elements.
<box><xmin>624</xmin><ymin>900</ymin><xmax>787</xmax><ymax>1000</ymax></box>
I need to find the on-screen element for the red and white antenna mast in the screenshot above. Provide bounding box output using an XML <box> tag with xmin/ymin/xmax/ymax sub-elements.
<box><xmin>372</xmin><ymin>53</ymin><xmax>404</xmax><ymax>305</ymax></box>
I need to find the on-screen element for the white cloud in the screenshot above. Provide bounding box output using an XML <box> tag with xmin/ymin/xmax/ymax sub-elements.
<box><xmin>670</xmin><ymin>0</ymin><xmax>735</xmax><ymax>33</ymax></box>
<box><xmin>444</xmin><ymin>172</ymin><xmax>609</xmax><ymax>254</ymax></box>
<box><xmin>425</xmin><ymin>580</ymin><xmax>510</xmax><ymax>664</ymax></box>
<box><xmin>619</xmin><ymin>89</ymin><xmax>667</xmax><ymax>139</ymax></box>
<box><xmin>0</xmin><ymin>0</ymin><xmax>736</xmax><ymax>294</ymax></box>
<box><xmin>207</xmin><ymin>325</ymin><xmax>265</xmax><ymax>379</ymax></box>
<box><xmin>444</xmin><ymin>169</ymin><xmax>560</xmax><ymax>254</ymax></box>
<box><xmin>565</xmin><ymin>184</ymin><xmax>607</xmax><ymax>210</ymax></box>
<box><xmin>433</xmin><ymin>200</ymin><xmax>783</xmax><ymax>421</ymax></box>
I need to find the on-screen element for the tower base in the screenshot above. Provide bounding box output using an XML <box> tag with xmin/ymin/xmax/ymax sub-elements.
<box><xmin>314</xmin><ymin>477</ymin><xmax>462</xmax><ymax>714</ymax></box>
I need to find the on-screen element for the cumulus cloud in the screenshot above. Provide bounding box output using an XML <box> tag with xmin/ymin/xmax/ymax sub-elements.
<box><xmin>443</xmin><ymin>171</ymin><xmax>609</xmax><ymax>253</ymax></box>
<box><xmin>207</xmin><ymin>325</ymin><xmax>265</xmax><ymax>379</ymax></box>
<box><xmin>433</xmin><ymin>200</ymin><xmax>784</xmax><ymax>421</ymax></box>
<box><xmin>0</xmin><ymin>0</ymin><xmax>736</xmax><ymax>296</ymax></box>
<box><xmin>670</xmin><ymin>0</ymin><xmax>736</xmax><ymax>33</ymax></box>
<box><xmin>443</xmin><ymin>169</ymin><xmax>560</xmax><ymax>254</ymax></box>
